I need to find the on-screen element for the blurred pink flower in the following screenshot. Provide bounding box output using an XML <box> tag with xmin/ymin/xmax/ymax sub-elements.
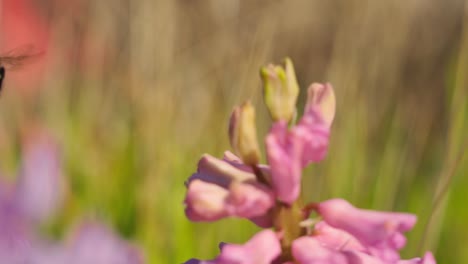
<box><xmin>66</xmin><ymin>223</ymin><xmax>144</xmax><ymax>264</ymax></box>
<box><xmin>0</xmin><ymin>130</ymin><xmax>61</xmax><ymax>263</ymax></box>
<box><xmin>0</xmin><ymin>129</ymin><xmax>144</xmax><ymax>264</ymax></box>
<box><xmin>0</xmin><ymin>187</ymin><xmax>34</xmax><ymax>263</ymax></box>
<box><xmin>14</xmin><ymin>130</ymin><xmax>63</xmax><ymax>222</ymax></box>
<box><xmin>184</xmin><ymin>153</ymin><xmax>275</xmax><ymax>225</ymax></box>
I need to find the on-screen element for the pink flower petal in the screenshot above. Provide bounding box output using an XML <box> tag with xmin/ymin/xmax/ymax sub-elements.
<box><xmin>188</xmin><ymin>154</ymin><xmax>256</xmax><ymax>187</ymax></box>
<box><xmin>292</xmin><ymin>115</ymin><xmax>330</xmax><ymax>166</ymax></box>
<box><xmin>304</xmin><ymin>83</ymin><xmax>336</xmax><ymax>127</ymax></box>
<box><xmin>265</xmin><ymin>121</ymin><xmax>302</xmax><ymax>204</ymax></box>
<box><xmin>185</xmin><ymin>179</ymin><xmax>230</xmax><ymax>221</ymax></box>
<box><xmin>184</xmin><ymin>154</ymin><xmax>275</xmax><ymax>223</ymax></box>
<box><xmin>312</xmin><ymin>221</ymin><xmax>366</xmax><ymax>252</ymax></box>
<box><xmin>218</xmin><ymin>230</ymin><xmax>281</xmax><ymax>263</ymax></box>
<box><xmin>292</xmin><ymin>236</ymin><xmax>348</xmax><ymax>264</ymax></box>
<box><xmin>186</xmin><ymin>230</ymin><xmax>281</xmax><ymax>264</ymax></box>
<box><xmin>265</xmin><ymin>84</ymin><xmax>335</xmax><ymax>204</ymax></box>
<box><xmin>292</xmin><ymin>236</ymin><xmax>386</xmax><ymax>264</ymax></box>
<box><xmin>317</xmin><ymin>199</ymin><xmax>417</xmax><ymax>262</ymax></box>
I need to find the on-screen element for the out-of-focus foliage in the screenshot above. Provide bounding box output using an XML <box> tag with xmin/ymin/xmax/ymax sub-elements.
<box><xmin>0</xmin><ymin>0</ymin><xmax>467</xmax><ymax>263</ymax></box>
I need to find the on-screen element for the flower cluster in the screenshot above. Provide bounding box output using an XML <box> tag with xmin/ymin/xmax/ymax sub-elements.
<box><xmin>0</xmin><ymin>127</ymin><xmax>143</xmax><ymax>264</ymax></box>
<box><xmin>183</xmin><ymin>58</ymin><xmax>436</xmax><ymax>264</ymax></box>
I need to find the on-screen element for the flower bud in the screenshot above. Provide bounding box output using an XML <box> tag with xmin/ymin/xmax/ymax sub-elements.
<box><xmin>228</xmin><ymin>101</ymin><xmax>261</xmax><ymax>165</ymax></box>
<box><xmin>260</xmin><ymin>57</ymin><xmax>299</xmax><ymax>122</ymax></box>
<box><xmin>306</xmin><ymin>82</ymin><xmax>336</xmax><ymax>127</ymax></box>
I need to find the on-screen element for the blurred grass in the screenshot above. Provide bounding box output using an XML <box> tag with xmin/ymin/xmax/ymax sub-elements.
<box><xmin>0</xmin><ymin>0</ymin><xmax>467</xmax><ymax>263</ymax></box>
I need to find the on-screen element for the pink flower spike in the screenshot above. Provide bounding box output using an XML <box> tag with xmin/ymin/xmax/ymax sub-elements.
<box><xmin>317</xmin><ymin>199</ymin><xmax>417</xmax><ymax>262</ymax></box>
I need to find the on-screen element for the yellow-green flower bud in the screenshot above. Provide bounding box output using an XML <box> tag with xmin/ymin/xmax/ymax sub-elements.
<box><xmin>260</xmin><ymin>58</ymin><xmax>299</xmax><ymax>122</ymax></box>
<box><xmin>228</xmin><ymin>101</ymin><xmax>261</xmax><ymax>165</ymax></box>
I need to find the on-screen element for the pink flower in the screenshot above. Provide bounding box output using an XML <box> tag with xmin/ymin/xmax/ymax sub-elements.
<box><xmin>184</xmin><ymin>153</ymin><xmax>275</xmax><ymax>225</ymax></box>
<box><xmin>185</xmin><ymin>229</ymin><xmax>281</xmax><ymax>264</ymax></box>
<box><xmin>266</xmin><ymin>83</ymin><xmax>335</xmax><ymax>204</ymax></box>
<box><xmin>316</xmin><ymin>199</ymin><xmax>417</xmax><ymax>262</ymax></box>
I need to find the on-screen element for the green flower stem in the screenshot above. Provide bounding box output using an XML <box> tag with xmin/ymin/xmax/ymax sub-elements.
<box><xmin>273</xmin><ymin>200</ymin><xmax>305</xmax><ymax>262</ymax></box>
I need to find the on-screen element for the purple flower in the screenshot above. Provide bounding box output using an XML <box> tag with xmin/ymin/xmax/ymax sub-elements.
<box><xmin>316</xmin><ymin>199</ymin><xmax>417</xmax><ymax>262</ymax></box>
<box><xmin>185</xmin><ymin>229</ymin><xmax>281</xmax><ymax>264</ymax></box>
<box><xmin>0</xmin><ymin>188</ymin><xmax>34</xmax><ymax>263</ymax></box>
<box><xmin>0</xmin><ymin>131</ymin><xmax>62</xmax><ymax>263</ymax></box>
<box><xmin>14</xmin><ymin>131</ymin><xmax>63</xmax><ymax>222</ymax></box>
<box><xmin>0</xmin><ymin>130</ymin><xmax>145</xmax><ymax>264</ymax></box>
<box><xmin>184</xmin><ymin>153</ymin><xmax>275</xmax><ymax>225</ymax></box>
<box><xmin>67</xmin><ymin>223</ymin><xmax>144</xmax><ymax>264</ymax></box>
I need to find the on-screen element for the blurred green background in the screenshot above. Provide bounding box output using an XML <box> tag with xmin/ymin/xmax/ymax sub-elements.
<box><xmin>0</xmin><ymin>0</ymin><xmax>467</xmax><ymax>263</ymax></box>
